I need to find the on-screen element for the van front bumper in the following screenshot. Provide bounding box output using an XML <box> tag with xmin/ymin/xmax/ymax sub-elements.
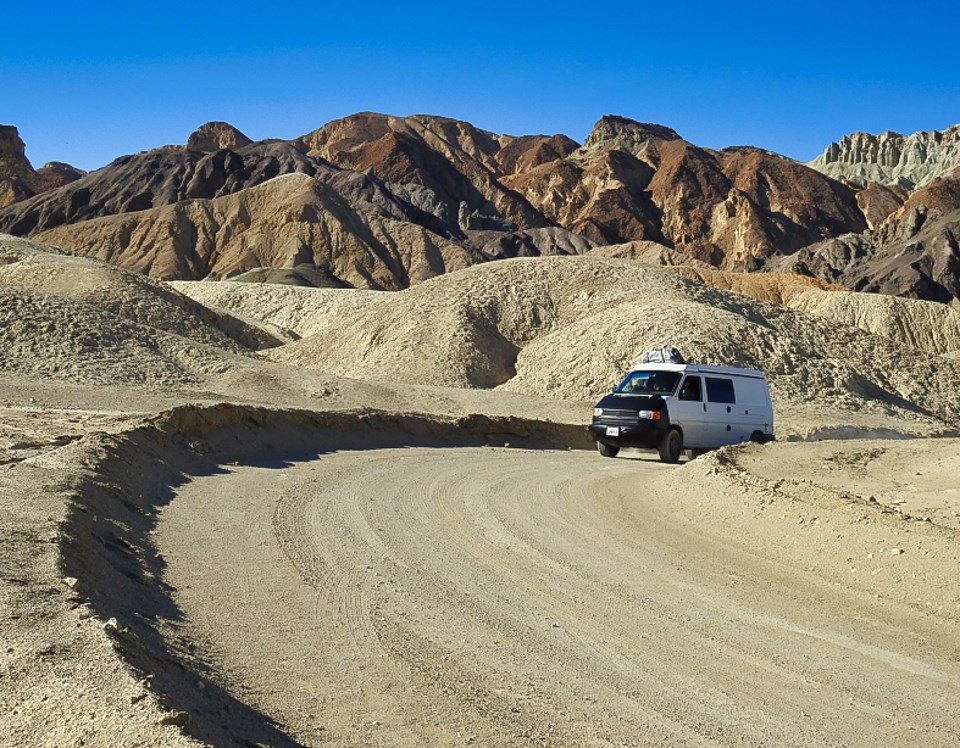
<box><xmin>588</xmin><ymin>421</ymin><xmax>667</xmax><ymax>449</ymax></box>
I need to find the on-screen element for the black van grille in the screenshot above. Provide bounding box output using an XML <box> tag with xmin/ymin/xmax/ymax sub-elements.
<box><xmin>599</xmin><ymin>409</ymin><xmax>638</xmax><ymax>424</ymax></box>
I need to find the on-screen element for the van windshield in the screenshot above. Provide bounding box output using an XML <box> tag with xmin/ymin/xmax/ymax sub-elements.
<box><xmin>615</xmin><ymin>370</ymin><xmax>681</xmax><ymax>396</ymax></box>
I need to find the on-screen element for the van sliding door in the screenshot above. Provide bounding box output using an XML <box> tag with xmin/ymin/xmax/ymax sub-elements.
<box><xmin>703</xmin><ymin>376</ymin><xmax>737</xmax><ymax>447</ymax></box>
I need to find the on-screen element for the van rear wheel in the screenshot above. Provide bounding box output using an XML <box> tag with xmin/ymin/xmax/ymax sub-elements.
<box><xmin>597</xmin><ymin>442</ymin><xmax>620</xmax><ymax>458</ymax></box>
<box><xmin>658</xmin><ymin>428</ymin><xmax>683</xmax><ymax>464</ymax></box>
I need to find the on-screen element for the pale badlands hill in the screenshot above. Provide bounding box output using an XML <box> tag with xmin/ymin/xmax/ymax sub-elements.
<box><xmin>4</xmin><ymin>235</ymin><xmax>960</xmax><ymax>747</ymax></box>
<box><xmin>6</xmin><ymin>232</ymin><xmax>957</xmax><ymax>439</ymax></box>
<box><xmin>241</xmin><ymin>256</ymin><xmax>960</xmax><ymax>438</ymax></box>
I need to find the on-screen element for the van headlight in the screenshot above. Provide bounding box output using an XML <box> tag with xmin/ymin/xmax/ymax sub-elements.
<box><xmin>637</xmin><ymin>410</ymin><xmax>661</xmax><ymax>420</ymax></box>
<box><xmin>593</xmin><ymin>407</ymin><xmax>603</xmax><ymax>417</ymax></box>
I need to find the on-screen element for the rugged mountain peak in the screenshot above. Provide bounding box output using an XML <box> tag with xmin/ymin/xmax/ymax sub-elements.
<box><xmin>1</xmin><ymin>125</ymin><xmax>39</xmax><ymax>208</ymax></box>
<box><xmin>186</xmin><ymin>121</ymin><xmax>253</xmax><ymax>152</ymax></box>
<box><xmin>1</xmin><ymin>126</ymin><xmax>84</xmax><ymax>207</ymax></box>
<box><xmin>808</xmin><ymin>124</ymin><xmax>960</xmax><ymax>190</ymax></box>
<box><xmin>576</xmin><ymin>116</ymin><xmax>682</xmax><ymax>165</ymax></box>
<box><xmin>0</xmin><ymin>125</ymin><xmax>33</xmax><ymax>176</ymax></box>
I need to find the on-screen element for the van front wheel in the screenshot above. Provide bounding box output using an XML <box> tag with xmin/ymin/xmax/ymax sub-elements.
<box><xmin>597</xmin><ymin>442</ymin><xmax>620</xmax><ymax>458</ymax></box>
<box><xmin>658</xmin><ymin>429</ymin><xmax>683</xmax><ymax>464</ymax></box>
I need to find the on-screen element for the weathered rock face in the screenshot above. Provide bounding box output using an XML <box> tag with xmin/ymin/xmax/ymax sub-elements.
<box><xmin>502</xmin><ymin>148</ymin><xmax>663</xmax><ymax>246</ymax></box>
<box><xmin>769</xmin><ymin>169</ymin><xmax>960</xmax><ymax>304</ymax></box>
<box><xmin>503</xmin><ymin>118</ymin><xmax>867</xmax><ymax>269</ymax></box>
<box><xmin>186</xmin><ymin>121</ymin><xmax>254</xmax><ymax>153</ymax></box>
<box><xmin>574</xmin><ymin>116</ymin><xmax>682</xmax><ymax>166</ymax></box>
<box><xmin>855</xmin><ymin>182</ymin><xmax>907</xmax><ymax>229</ymax></box>
<box><xmin>0</xmin><ymin>125</ymin><xmax>39</xmax><ymax>208</ymax></box>
<box><xmin>0</xmin><ymin>125</ymin><xmax>84</xmax><ymax>208</ymax></box>
<box><xmin>292</xmin><ymin>113</ymin><xmax>553</xmax><ymax>233</ymax></box>
<box><xmin>28</xmin><ymin>170</ymin><xmax>591</xmax><ymax>290</ymax></box>
<box><xmin>719</xmin><ymin>148</ymin><xmax>867</xmax><ymax>255</ymax></box>
<box><xmin>809</xmin><ymin>124</ymin><xmax>960</xmax><ymax>190</ymax></box>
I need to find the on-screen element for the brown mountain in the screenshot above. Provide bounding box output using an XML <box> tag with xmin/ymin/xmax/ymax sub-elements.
<box><xmin>771</xmin><ymin>168</ymin><xmax>960</xmax><ymax>303</ymax></box>
<box><xmin>504</xmin><ymin>118</ymin><xmax>866</xmax><ymax>269</ymax></box>
<box><xmin>9</xmin><ymin>112</ymin><xmax>957</xmax><ymax>301</ymax></box>
<box><xmin>29</xmin><ymin>174</ymin><xmax>476</xmax><ymax>288</ymax></box>
<box><xmin>292</xmin><ymin>113</ymin><xmax>556</xmax><ymax>232</ymax></box>
<box><xmin>186</xmin><ymin>121</ymin><xmax>254</xmax><ymax>152</ymax></box>
<box><xmin>0</xmin><ymin>118</ymin><xmax>592</xmax><ymax>287</ymax></box>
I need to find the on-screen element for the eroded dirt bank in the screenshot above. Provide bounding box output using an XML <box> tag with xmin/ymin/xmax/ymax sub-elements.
<box><xmin>2</xmin><ymin>403</ymin><xmax>589</xmax><ymax>747</ymax></box>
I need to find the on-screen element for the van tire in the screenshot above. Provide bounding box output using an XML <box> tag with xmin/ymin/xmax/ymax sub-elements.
<box><xmin>597</xmin><ymin>442</ymin><xmax>620</xmax><ymax>458</ymax></box>
<box><xmin>749</xmin><ymin>431</ymin><xmax>765</xmax><ymax>444</ymax></box>
<box><xmin>658</xmin><ymin>429</ymin><xmax>683</xmax><ymax>464</ymax></box>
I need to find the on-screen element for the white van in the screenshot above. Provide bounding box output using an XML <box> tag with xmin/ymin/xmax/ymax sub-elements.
<box><xmin>588</xmin><ymin>362</ymin><xmax>774</xmax><ymax>463</ymax></box>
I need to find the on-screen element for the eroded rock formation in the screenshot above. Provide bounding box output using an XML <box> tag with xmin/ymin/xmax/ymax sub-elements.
<box><xmin>809</xmin><ymin>124</ymin><xmax>960</xmax><ymax>190</ymax></box>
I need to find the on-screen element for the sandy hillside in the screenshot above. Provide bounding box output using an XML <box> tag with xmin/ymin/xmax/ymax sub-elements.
<box><xmin>167</xmin><ymin>279</ymin><xmax>386</xmax><ymax>339</ymax></box>
<box><xmin>3</xmin><ymin>235</ymin><xmax>960</xmax><ymax>747</ymax></box>
<box><xmin>788</xmin><ymin>287</ymin><xmax>960</xmax><ymax>355</ymax></box>
<box><xmin>255</xmin><ymin>256</ymin><xmax>960</xmax><ymax>438</ymax></box>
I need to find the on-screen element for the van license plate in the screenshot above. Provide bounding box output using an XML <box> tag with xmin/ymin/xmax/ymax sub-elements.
<box><xmin>605</xmin><ymin>426</ymin><xmax>620</xmax><ymax>436</ymax></box>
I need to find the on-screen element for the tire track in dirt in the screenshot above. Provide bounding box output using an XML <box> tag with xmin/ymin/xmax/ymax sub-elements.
<box><xmin>159</xmin><ymin>447</ymin><xmax>960</xmax><ymax>746</ymax></box>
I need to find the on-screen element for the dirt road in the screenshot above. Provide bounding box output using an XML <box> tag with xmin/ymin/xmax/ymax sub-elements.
<box><xmin>159</xmin><ymin>446</ymin><xmax>960</xmax><ymax>746</ymax></box>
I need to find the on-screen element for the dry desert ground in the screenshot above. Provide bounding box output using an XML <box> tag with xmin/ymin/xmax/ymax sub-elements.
<box><xmin>2</xmin><ymin>235</ymin><xmax>960</xmax><ymax>747</ymax></box>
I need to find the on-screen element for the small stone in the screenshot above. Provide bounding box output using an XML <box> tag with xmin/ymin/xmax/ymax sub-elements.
<box><xmin>63</xmin><ymin>577</ymin><xmax>79</xmax><ymax>589</ymax></box>
<box><xmin>103</xmin><ymin>617</ymin><xmax>119</xmax><ymax>632</ymax></box>
<box><xmin>890</xmin><ymin>548</ymin><xmax>904</xmax><ymax>555</ymax></box>
<box><xmin>158</xmin><ymin>711</ymin><xmax>193</xmax><ymax>729</ymax></box>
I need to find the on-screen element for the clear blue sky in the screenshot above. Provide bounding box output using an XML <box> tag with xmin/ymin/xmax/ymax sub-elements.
<box><xmin>4</xmin><ymin>1</ymin><xmax>959</xmax><ymax>172</ymax></box>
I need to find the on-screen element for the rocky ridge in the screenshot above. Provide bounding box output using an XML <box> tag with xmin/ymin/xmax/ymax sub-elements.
<box><xmin>1</xmin><ymin>114</ymin><xmax>958</xmax><ymax>303</ymax></box>
<box><xmin>809</xmin><ymin>124</ymin><xmax>960</xmax><ymax>190</ymax></box>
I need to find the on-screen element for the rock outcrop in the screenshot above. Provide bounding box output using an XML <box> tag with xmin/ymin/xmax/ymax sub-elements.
<box><xmin>0</xmin><ymin>125</ymin><xmax>83</xmax><ymax>208</ymax></box>
<box><xmin>506</xmin><ymin>118</ymin><xmax>867</xmax><ymax>269</ymax></box>
<box><xmin>186</xmin><ymin>121</ymin><xmax>254</xmax><ymax>153</ymax></box>
<box><xmin>809</xmin><ymin>124</ymin><xmax>960</xmax><ymax>190</ymax></box>
<box><xmin>0</xmin><ymin>125</ymin><xmax>38</xmax><ymax>207</ymax></box>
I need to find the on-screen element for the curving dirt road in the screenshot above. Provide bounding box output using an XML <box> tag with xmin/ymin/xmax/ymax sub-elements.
<box><xmin>158</xmin><ymin>446</ymin><xmax>960</xmax><ymax>746</ymax></box>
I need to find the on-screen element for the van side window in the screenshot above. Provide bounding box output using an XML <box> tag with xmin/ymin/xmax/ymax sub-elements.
<box><xmin>679</xmin><ymin>376</ymin><xmax>702</xmax><ymax>401</ymax></box>
<box><xmin>705</xmin><ymin>377</ymin><xmax>736</xmax><ymax>404</ymax></box>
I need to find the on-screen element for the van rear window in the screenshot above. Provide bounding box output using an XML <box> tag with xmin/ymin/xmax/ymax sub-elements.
<box><xmin>705</xmin><ymin>377</ymin><xmax>736</xmax><ymax>404</ymax></box>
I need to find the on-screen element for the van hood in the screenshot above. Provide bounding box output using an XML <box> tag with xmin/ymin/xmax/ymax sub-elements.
<box><xmin>594</xmin><ymin>393</ymin><xmax>665</xmax><ymax>411</ymax></box>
